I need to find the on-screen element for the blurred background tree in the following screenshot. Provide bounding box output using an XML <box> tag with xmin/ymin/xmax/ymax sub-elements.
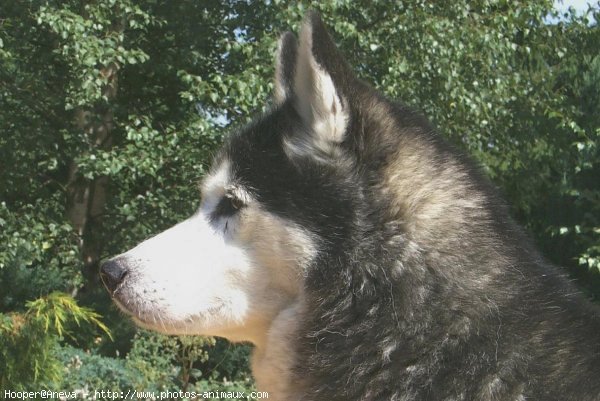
<box><xmin>0</xmin><ymin>0</ymin><xmax>598</xmax><ymax>398</ymax></box>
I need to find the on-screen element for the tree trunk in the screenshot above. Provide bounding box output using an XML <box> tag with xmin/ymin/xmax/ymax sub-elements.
<box><xmin>66</xmin><ymin>61</ymin><xmax>119</xmax><ymax>289</ymax></box>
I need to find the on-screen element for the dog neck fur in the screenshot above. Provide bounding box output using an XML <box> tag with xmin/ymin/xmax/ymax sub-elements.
<box><xmin>251</xmin><ymin>301</ymin><xmax>306</xmax><ymax>400</ymax></box>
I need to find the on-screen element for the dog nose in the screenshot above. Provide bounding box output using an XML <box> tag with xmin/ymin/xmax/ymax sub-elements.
<box><xmin>100</xmin><ymin>258</ymin><xmax>129</xmax><ymax>293</ymax></box>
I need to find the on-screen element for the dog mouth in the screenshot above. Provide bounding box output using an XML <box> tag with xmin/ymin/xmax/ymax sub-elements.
<box><xmin>107</xmin><ymin>283</ymin><xmax>228</xmax><ymax>335</ymax></box>
<box><xmin>110</xmin><ymin>292</ymin><xmax>176</xmax><ymax>332</ymax></box>
<box><xmin>109</xmin><ymin>289</ymin><xmax>146</xmax><ymax>319</ymax></box>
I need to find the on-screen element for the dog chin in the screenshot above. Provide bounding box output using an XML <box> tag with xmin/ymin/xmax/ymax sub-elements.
<box><xmin>124</xmin><ymin>306</ymin><xmax>197</xmax><ymax>335</ymax></box>
<box><xmin>130</xmin><ymin>315</ymin><xmax>187</xmax><ymax>335</ymax></box>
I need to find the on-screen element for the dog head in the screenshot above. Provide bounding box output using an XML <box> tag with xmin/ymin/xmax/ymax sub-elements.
<box><xmin>101</xmin><ymin>12</ymin><xmax>366</xmax><ymax>344</ymax></box>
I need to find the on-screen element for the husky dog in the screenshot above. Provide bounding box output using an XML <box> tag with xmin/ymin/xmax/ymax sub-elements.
<box><xmin>101</xmin><ymin>12</ymin><xmax>600</xmax><ymax>401</ymax></box>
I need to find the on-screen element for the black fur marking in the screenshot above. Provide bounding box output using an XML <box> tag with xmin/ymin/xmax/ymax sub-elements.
<box><xmin>275</xmin><ymin>31</ymin><xmax>298</xmax><ymax>101</ymax></box>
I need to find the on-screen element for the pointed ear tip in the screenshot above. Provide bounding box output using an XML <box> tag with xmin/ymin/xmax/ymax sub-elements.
<box><xmin>278</xmin><ymin>31</ymin><xmax>297</xmax><ymax>47</ymax></box>
<box><xmin>299</xmin><ymin>11</ymin><xmax>331</xmax><ymax>44</ymax></box>
<box><xmin>305</xmin><ymin>10</ymin><xmax>323</xmax><ymax>24</ymax></box>
<box><xmin>306</xmin><ymin>10</ymin><xmax>327</xmax><ymax>30</ymax></box>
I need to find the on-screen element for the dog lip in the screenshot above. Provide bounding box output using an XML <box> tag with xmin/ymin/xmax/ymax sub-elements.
<box><xmin>109</xmin><ymin>293</ymin><xmax>131</xmax><ymax>314</ymax></box>
<box><xmin>100</xmin><ymin>273</ymin><xmax>128</xmax><ymax>298</ymax></box>
<box><xmin>109</xmin><ymin>291</ymin><xmax>166</xmax><ymax>327</ymax></box>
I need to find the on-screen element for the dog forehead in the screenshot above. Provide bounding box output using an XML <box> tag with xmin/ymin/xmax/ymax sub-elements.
<box><xmin>203</xmin><ymin>160</ymin><xmax>231</xmax><ymax>194</ymax></box>
<box><xmin>222</xmin><ymin>112</ymin><xmax>296</xmax><ymax>179</ymax></box>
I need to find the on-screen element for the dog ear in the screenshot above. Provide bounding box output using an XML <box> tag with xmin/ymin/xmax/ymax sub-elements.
<box><xmin>274</xmin><ymin>32</ymin><xmax>298</xmax><ymax>104</ymax></box>
<box><xmin>288</xmin><ymin>12</ymin><xmax>351</xmax><ymax>156</ymax></box>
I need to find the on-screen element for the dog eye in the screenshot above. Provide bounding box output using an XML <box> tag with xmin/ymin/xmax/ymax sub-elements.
<box><xmin>214</xmin><ymin>195</ymin><xmax>245</xmax><ymax>218</ymax></box>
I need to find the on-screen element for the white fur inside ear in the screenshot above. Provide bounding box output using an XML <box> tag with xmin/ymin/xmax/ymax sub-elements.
<box><xmin>293</xmin><ymin>22</ymin><xmax>348</xmax><ymax>154</ymax></box>
<box><xmin>274</xmin><ymin>57</ymin><xmax>289</xmax><ymax>103</ymax></box>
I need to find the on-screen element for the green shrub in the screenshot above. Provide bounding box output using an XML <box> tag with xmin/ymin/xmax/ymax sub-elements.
<box><xmin>0</xmin><ymin>292</ymin><xmax>111</xmax><ymax>391</ymax></box>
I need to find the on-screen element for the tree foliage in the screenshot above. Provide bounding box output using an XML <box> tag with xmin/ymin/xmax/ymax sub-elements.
<box><xmin>0</xmin><ymin>0</ymin><xmax>598</xmax><ymax>396</ymax></box>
